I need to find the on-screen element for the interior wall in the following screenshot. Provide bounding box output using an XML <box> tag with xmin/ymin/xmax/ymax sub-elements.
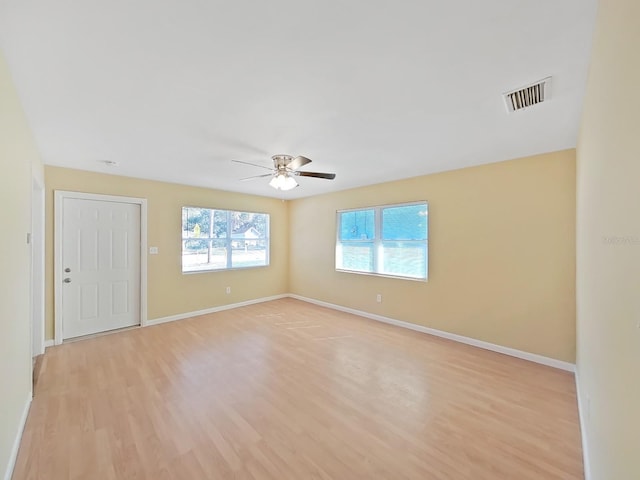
<box><xmin>45</xmin><ymin>166</ymin><xmax>289</xmax><ymax>340</ymax></box>
<box><xmin>576</xmin><ymin>0</ymin><xmax>640</xmax><ymax>477</ymax></box>
<box><xmin>289</xmin><ymin>150</ymin><xmax>576</xmax><ymax>363</ymax></box>
<box><xmin>0</xmin><ymin>50</ymin><xmax>43</xmax><ymax>479</ymax></box>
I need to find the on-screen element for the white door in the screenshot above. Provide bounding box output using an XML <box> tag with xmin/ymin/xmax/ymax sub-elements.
<box><xmin>61</xmin><ymin>197</ymin><xmax>141</xmax><ymax>339</ymax></box>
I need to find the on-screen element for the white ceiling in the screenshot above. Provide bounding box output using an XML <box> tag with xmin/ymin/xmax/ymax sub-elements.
<box><xmin>0</xmin><ymin>0</ymin><xmax>598</xmax><ymax>199</ymax></box>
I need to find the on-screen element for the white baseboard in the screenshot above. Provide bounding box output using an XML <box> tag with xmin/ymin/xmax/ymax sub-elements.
<box><xmin>4</xmin><ymin>393</ymin><xmax>32</xmax><ymax>480</ymax></box>
<box><xmin>574</xmin><ymin>371</ymin><xmax>591</xmax><ymax>480</ymax></box>
<box><xmin>43</xmin><ymin>339</ymin><xmax>54</xmax><ymax>348</ymax></box>
<box><xmin>289</xmin><ymin>294</ymin><xmax>576</xmax><ymax>372</ymax></box>
<box><xmin>145</xmin><ymin>294</ymin><xmax>289</xmax><ymax>327</ymax></box>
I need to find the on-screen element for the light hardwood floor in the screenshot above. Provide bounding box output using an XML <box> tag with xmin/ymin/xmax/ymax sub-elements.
<box><xmin>14</xmin><ymin>298</ymin><xmax>583</xmax><ymax>479</ymax></box>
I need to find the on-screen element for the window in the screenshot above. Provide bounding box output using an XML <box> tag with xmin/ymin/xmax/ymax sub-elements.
<box><xmin>336</xmin><ymin>201</ymin><xmax>428</xmax><ymax>280</ymax></box>
<box><xmin>182</xmin><ymin>207</ymin><xmax>269</xmax><ymax>272</ymax></box>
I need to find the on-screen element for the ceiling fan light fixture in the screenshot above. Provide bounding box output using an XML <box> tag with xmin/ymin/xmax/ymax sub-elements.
<box><xmin>269</xmin><ymin>172</ymin><xmax>297</xmax><ymax>191</ymax></box>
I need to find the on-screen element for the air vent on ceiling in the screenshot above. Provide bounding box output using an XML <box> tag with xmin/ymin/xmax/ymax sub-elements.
<box><xmin>503</xmin><ymin>77</ymin><xmax>551</xmax><ymax>112</ymax></box>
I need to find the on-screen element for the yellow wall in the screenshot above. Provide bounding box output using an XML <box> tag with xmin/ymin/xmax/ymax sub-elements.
<box><xmin>45</xmin><ymin>167</ymin><xmax>289</xmax><ymax>339</ymax></box>
<box><xmin>0</xmin><ymin>51</ymin><xmax>43</xmax><ymax>478</ymax></box>
<box><xmin>290</xmin><ymin>150</ymin><xmax>576</xmax><ymax>363</ymax></box>
<box><xmin>576</xmin><ymin>0</ymin><xmax>640</xmax><ymax>477</ymax></box>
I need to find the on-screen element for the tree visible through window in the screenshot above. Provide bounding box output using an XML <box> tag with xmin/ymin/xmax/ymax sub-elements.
<box><xmin>336</xmin><ymin>202</ymin><xmax>428</xmax><ymax>280</ymax></box>
<box><xmin>182</xmin><ymin>207</ymin><xmax>269</xmax><ymax>272</ymax></box>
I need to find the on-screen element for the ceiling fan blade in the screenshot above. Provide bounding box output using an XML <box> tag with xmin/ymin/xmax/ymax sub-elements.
<box><xmin>294</xmin><ymin>171</ymin><xmax>336</xmax><ymax>180</ymax></box>
<box><xmin>288</xmin><ymin>155</ymin><xmax>312</xmax><ymax>171</ymax></box>
<box><xmin>240</xmin><ymin>173</ymin><xmax>274</xmax><ymax>181</ymax></box>
<box><xmin>232</xmin><ymin>159</ymin><xmax>274</xmax><ymax>171</ymax></box>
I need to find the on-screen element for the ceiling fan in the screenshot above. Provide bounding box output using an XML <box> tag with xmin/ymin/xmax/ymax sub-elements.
<box><xmin>233</xmin><ymin>155</ymin><xmax>336</xmax><ymax>191</ymax></box>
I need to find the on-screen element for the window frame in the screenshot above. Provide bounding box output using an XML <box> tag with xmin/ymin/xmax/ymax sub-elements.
<box><xmin>335</xmin><ymin>201</ymin><xmax>428</xmax><ymax>281</ymax></box>
<box><xmin>181</xmin><ymin>206</ymin><xmax>270</xmax><ymax>273</ymax></box>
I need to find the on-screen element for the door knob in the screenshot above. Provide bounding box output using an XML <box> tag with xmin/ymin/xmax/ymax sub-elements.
<box><xmin>63</xmin><ymin>278</ymin><xmax>72</xmax><ymax>283</ymax></box>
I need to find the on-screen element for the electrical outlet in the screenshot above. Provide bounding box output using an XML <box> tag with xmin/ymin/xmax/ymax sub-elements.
<box><xmin>149</xmin><ymin>247</ymin><xmax>158</xmax><ymax>254</ymax></box>
<box><xmin>226</xmin><ymin>286</ymin><xmax>231</xmax><ymax>294</ymax></box>
<box><xmin>376</xmin><ymin>294</ymin><xmax>382</xmax><ymax>303</ymax></box>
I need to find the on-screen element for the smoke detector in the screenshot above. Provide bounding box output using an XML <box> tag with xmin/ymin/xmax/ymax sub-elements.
<box><xmin>503</xmin><ymin>77</ymin><xmax>551</xmax><ymax>113</ymax></box>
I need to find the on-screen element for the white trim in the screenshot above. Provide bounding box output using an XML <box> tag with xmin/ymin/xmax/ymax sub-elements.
<box><xmin>575</xmin><ymin>371</ymin><xmax>592</xmax><ymax>480</ymax></box>
<box><xmin>146</xmin><ymin>294</ymin><xmax>289</xmax><ymax>326</ymax></box>
<box><xmin>44</xmin><ymin>339</ymin><xmax>54</xmax><ymax>348</ymax></box>
<box><xmin>54</xmin><ymin>191</ymin><xmax>148</xmax><ymax>344</ymax></box>
<box><xmin>3</xmin><ymin>394</ymin><xmax>32</xmax><ymax>480</ymax></box>
<box><xmin>289</xmin><ymin>294</ymin><xmax>576</xmax><ymax>372</ymax></box>
<box><xmin>30</xmin><ymin>175</ymin><xmax>45</xmax><ymax>357</ymax></box>
<box><xmin>139</xmin><ymin>201</ymin><xmax>148</xmax><ymax>327</ymax></box>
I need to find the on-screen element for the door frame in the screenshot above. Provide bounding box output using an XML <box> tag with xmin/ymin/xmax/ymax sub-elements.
<box><xmin>31</xmin><ymin>175</ymin><xmax>45</xmax><ymax>357</ymax></box>
<box><xmin>54</xmin><ymin>191</ymin><xmax>148</xmax><ymax>345</ymax></box>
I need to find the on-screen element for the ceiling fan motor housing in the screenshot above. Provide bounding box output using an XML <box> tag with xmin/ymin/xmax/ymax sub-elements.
<box><xmin>272</xmin><ymin>155</ymin><xmax>293</xmax><ymax>170</ymax></box>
